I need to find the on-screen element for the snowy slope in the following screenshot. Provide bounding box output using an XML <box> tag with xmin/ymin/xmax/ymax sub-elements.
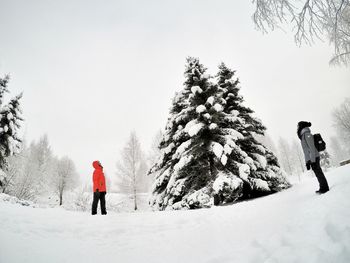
<box><xmin>1</xmin><ymin>165</ymin><xmax>350</xmax><ymax>263</ymax></box>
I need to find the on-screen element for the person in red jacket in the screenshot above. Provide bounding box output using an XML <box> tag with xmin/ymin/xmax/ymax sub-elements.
<box><xmin>92</xmin><ymin>160</ymin><xmax>107</xmax><ymax>215</ymax></box>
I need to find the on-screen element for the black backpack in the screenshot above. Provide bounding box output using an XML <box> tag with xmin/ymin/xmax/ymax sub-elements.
<box><xmin>314</xmin><ymin>133</ymin><xmax>326</xmax><ymax>152</ymax></box>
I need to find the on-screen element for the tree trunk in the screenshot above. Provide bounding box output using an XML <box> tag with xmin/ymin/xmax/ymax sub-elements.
<box><xmin>59</xmin><ymin>192</ymin><xmax>63</xmax><ymax>206</ymax></box>
<box><xmin>134</xmin><ymin>186</ymin><xmax>137</xmax><ymax>210</ymax></box>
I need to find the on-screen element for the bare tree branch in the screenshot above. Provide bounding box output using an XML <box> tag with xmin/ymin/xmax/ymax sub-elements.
<box><xmin>253</xmin><ymin>0</ymin><xmax>350</xmax><ymax>65</ymax></box>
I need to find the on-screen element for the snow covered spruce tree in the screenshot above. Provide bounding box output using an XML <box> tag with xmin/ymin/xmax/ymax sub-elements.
<box><xmin>216</xmin><ymin>63</ymin><xmax>290</xmax><ymax>201</ymax></box>
<box><xmin>149</xmin><ymin>58</ymin><xmax>289</xmax><ymax>210</ymax></box>
<box><xmin>0</xmin><ymin>75</ymin><xmax>23</xmax><ymax>191</ymax></box>
<box><xmin>149</xmin><ymin>57</ymin><xmax>223</xmax><ymax>209</ymax></box>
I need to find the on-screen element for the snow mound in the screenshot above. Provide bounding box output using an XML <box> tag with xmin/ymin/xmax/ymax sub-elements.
<box><xmin>0</xmin><ymin>193</ymin><xmax>36</xmax><ymax>207</ymax></box>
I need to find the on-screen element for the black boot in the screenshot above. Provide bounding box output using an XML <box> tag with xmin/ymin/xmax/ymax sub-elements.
<box><xmin>316</xmin><ymin>189</ymin><xmax>329</xmax><ymax>194</ymax></box>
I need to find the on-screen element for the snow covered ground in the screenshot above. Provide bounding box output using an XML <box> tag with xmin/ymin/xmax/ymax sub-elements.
<box><xmin>1</xmin><ymin>165</ymin><xmax>350</xmax><ymax>263</ymax></box>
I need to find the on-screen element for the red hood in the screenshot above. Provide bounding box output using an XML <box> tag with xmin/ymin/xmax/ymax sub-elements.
<box><xmin>92</xmin><ymin>161</ymin><xmax>102</xmax><ymax>170</ymax></box>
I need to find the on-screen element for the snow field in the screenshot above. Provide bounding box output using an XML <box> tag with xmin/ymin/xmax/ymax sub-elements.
<box><xmin>1</xmin><ymin>165</ymin><xmax>350</xmax><ymax>263</ymax></box>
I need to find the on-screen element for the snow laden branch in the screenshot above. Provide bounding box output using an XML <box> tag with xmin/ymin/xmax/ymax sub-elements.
<box><xmin>0</xmin><ymin>74</ymin><xmax>23</xmax><ymax>186</ymax></box>
<box><xmin>253</xmin><ymin>0</ymin><xmax>350</xmax><ymax>65</ymax></box>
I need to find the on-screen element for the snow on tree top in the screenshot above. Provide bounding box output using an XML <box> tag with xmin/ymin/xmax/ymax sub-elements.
<box><xmin>206</xmin><ymin>96</ymin><xmax>215</xmax><ymax>105</ymax></box>
<box><xmin>238</xmin><ymin>163</ymin><xmax>250</xmax><ymax>180</ymax></box>
<box><xmin>175</xmin><ymin>107</ymin><xmax>193</xmax><ymax>124</ymax></box>
<box><xmin>212</xmin><ymin>142</ymin><xmax>224</xmax><ymax>159</ymax></box>
<box><xmin>253</xmin><ymin>153</ymin><xmax>267</xmax><ymax>169</ymax></box>
<box><xmin>223</xmin><ymin>128</ymin><xmax>244</xmax><ymax>140</ymax></box>
<box><xmin>184</xmin><ymin>120</ymin><xmax>204</xmax><ymax>137</ymax></box>
<box><xmin>196</xmin><ymin>105</ymin><xmax>206</xmax><ymax>113</ymax></box>
<box><xmin>230</xmin><ymin>110</ymin><xmax>239</xmax><ymax>116</ymax></box>
<box><xmin>224</xmin><ymin>115</ymin><xmax>241</xmax><ymax>124</ymax></box>
<box><xmin>223</xmin><ymin>144</ymin><xmax>232</xmax><ymax>155</ymax></box>
<box><xmin>255</xmin><ymin>145</ymin><xmax>266</xmax><ymax>154</ymax></box>
<box><xmin>213</xmin><ymin>103</ymin><xmax>223</xmax><ymax>112</ymax></box>
<box><xmin>7</xmin><ymin>113</ymin><xmax>13</xmax><ymax>120</ymax></box>
<box><xmin>174</xmin><ymin>155</ymin><xmax>193</xmax><ymax>172</ymax></box>
<box><xmin>191</xmin><ymin>86</ymin><xmax>203</xmax><ymax>94</ymax></box>
<box><xmin>209</xmin><ymin>123</ymin><xmax>218</xmax><ymax>130</ymax></box>
<box><xmin>203</xmin><ymin>113</ymin><xmax>211</xmax><ymax>120</ymax></box>
<box><xmin>173</xmin><ymin>140</ymin><xmax>192</xmax><ymax>159</ymax></box>
<box><xmin>164</xmin><ymin>142</ymin><xmax>175</xmax><ymax>154</ymax></box>
<box><xmin>152</xmin><ymin>168</ymin><xmax>171</xmax><ymax>188</ymax></box>
<box><xmin>244</xmin><ymin>156</ymin><xmax>256</xmax><ymax>171</ymax></box>
<box><xmin>9</xmin><ymin>121</ymin><xmax>14</xmax><ymax>131</ymax></box>
<box><xmin>221</xmin><ymin>155</ymin><xmax>228</xmax><ymax>166</ymax></box>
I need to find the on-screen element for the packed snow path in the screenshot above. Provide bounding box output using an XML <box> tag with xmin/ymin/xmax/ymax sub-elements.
<box><xmin>1</xmin><ymin>166</ymin><xmax>350</xmax><ymax>263</ymax></box>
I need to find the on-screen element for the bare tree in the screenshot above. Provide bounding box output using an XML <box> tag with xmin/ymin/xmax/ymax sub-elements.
<box><xmin>148</xmin><ymin>130</ymin><xmax>163</xmax><ymax>167</ymax></box>
<box><xmin>253</xmin><ymin>0</ymin><xmax>350</xmax><ymax>65</ymax></box>
<box><xmin>52</xmin><ymin>156</ymin><xmax>79</xmax><ymax>206</ymax></box>
<box><xmin>3</xmin><ymin>144</ymin><xmax>33</xmax><ymax>199</ymax></box>
<box><xmin>277</xmin><ymin>137</ymin><xmax>295</xmax><ymax>175</ymax></box>
<box><xmin>3</xmin><ymin>139</ymin><xmax>48</xmax><ymax>200</ymax></box>
<box><xmin>329</xmin><ymin>136</ymin><xmax>349</xmax><ymax>164</ymax></box>
<box><xmin>333</xmin><ymin>97</ymin><xmax>350</xmax><ymax>143</ymax></box>
<box><xmin>292</xmin><ymin>140</ymin><xmax>305</xmax><ymax>180</ymax></box>
<box><xmin>28</xmin><ymin>135</ymin><xmax>54</xmax><ymax>193</ymax></box>
<box><xmin>11</xmin><ymin>135</ymin><xmax>55</xmax><ymax>200</ymax></box>
<box><xmin>115</xmin><ymin>132</ymin><xmax>149</xmax><ymax>210</ymax></box>
<box><xmin>73</xmin><ymin>184</ymin><xmax>91</xmax><ymax>212</ymax></box>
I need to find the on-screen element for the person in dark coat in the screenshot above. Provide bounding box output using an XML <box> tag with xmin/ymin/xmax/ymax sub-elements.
<box><xmin>91</xmin><ymin>160</ymin><xmax>107</xmax><ymax>215</ymax></box>
<box><xmin>297</xmin><ymin>121</ymin><xmax>329</xmax><ymax>194</ymax></box>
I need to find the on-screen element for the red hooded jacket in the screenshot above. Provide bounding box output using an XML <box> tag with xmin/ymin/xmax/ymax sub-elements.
<box><xmin>92</xmin><ymin>161</ymin><xmax>106</xmax><ymax>192</ymax></box>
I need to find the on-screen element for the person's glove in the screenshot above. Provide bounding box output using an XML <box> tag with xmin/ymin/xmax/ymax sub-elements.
<box><xmin>306</xmin><ymin>161</ymin><xmax>311</xmax><ymax>170</ymax></box>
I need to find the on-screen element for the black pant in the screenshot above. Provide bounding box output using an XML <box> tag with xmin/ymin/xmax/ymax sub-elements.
<box><xmin>311</xmin><ymin>157</ymin><xmax>329</xmax><ymax>191</ymax></box>
<box><xmin>92</xmin><ymin>191</ymin><xmax>107</xmax><ymax>215</ymax></box>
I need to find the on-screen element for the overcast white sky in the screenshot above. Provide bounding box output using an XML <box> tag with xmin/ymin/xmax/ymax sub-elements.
<box><xmin>0</xmin><ymin>0</ymin><xmax>349</xmax><ymax>181</ymax></box>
